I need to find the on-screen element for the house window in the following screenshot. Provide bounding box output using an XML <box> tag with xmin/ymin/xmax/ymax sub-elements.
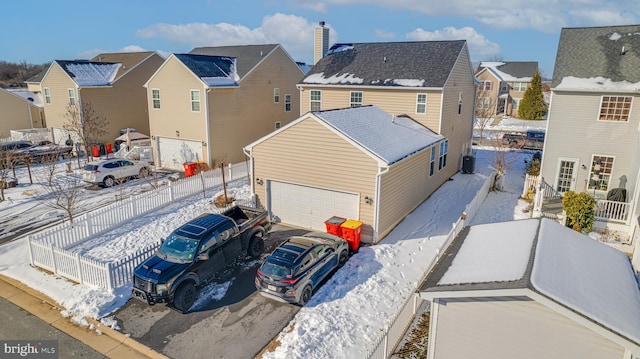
<box><xmin>588</xmin><ymin>155</ymin><xmax>614</xmax><ymax>191</ymax></box>
<box><xmin>513</xmin><ymin>82</ymin><xmax>527</xmax><ymax>91</ymax></box>
<box><xmin>458</xmin><ymin>93</ymin><xmax>462</xmax><ymax>115</ymax></box>
<box><xmin>68</xmin><ymin>89</ymin><xmax>76</xmax><ymax>106</ymax></box>
<box><xmin>350</xmin><ymin>91</ymin><xmax>363</xmax><ymax>107</ymax></box>
<box><xmin>310</xmin><ymin>90</ymin><xmax>321</xmax><ymax>111</ymax></box>
<box><xmin>416</xmin><ymin>93</ymin><xmax>427</xmax><ymax>114</ymax></box>
<box><xmin>599</xmin><ymin>96</ymin><xmax>631</xmax><ymax>122</ymax></box>
<box><xmin>512</xmin><ymin>98</ymin><xmax>520</xmax><ymax>110</ymax></box>
<box><xmin>429</xmin><ymin>146</ymin><xmax>435</xmax><ymax>177</ymax></box>
<box><xmin>44</xmin><ymin>88</ymin><xmax>51</xmax><ymax>104</ymax></box>
<box><xmin>438</xmin><ymin>140</ymin><xmax>448</xmax><ymax>170</ymax></box>
<box><xmin>190</xmin><ymin>90</ymin><xmax>201</xmax><ymax>112</ymax></box>
<box><xmin>479</xmin><ymin>97</ymin><xmax>490</xmax><ymax>109</ymax></box>
<box><xmin>482</xmin><ymin>81</ymin><xmax>492</xmax><ymax>91</ymax></box>
<box><xmin>274</xmin><ymin>88</ymin><xmax>280</xmax><ymax>103</ymax></box>
<box><xmin>285</xmin><ymin>94</ymin><xmax>291</xmax><ymax>112</ymax></box>
<box><xmin>275</xmin><ymin>121</ymin><xmax>281</xmax><ymax>129</ymax></box>
<box><xmin>152</xmin><ymin>89</ymin><xmax>161</xmax><ymax>109</ymax></box>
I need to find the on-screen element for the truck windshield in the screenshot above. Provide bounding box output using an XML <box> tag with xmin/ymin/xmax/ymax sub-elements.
<box><xmin>158</xmin><ymin>234</ymin><xmax>199</xmax><ymax>263</ymax></box>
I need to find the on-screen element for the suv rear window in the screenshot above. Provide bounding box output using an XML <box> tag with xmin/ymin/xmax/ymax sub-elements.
<box><xmin>83</xmin><ymin>164</ymin><xmax>99</xmax><ymax>171</ymax></box>
<box><xmin>260</xmin><ymin>262</ymin><xmax>292</xmax><ymax>278</ymax></box>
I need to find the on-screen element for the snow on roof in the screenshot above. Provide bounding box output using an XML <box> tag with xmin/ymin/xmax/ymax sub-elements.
<box><xmin>175</xmin><ymin>54</ymin><xmax>239</xmax><ymax>87</ymax></box>
<box><xmin>302</xmin><ymin>72</ymin><xmax>364</xmax><ymax>85</ymax></box>
<box><xmin>6</xmin><ymin>88</ymin><xmax>43</xmax><ymax>107</ymax></box>
<box><xmin>62</xmin><ymin>62</ymin><xmax>121</xmax><ymax>86</ymax></box>
<box><xmin>610</xmin><ymin>32</ymin><xmax>623</xmax><ymax>41</ymax></box>
<box><xmin>480</xmin><ymin>61</ymin><xmax>533</xmax><ymax>82</ymax></box>
<box><xmin>531</xmin><ymin>219</ymin><xmax>640</xmax><ymax>345</ymax></box>
<box><xmin>438</xmin><ymin>219</ymin><xmax>538</xmax><ymax>285</ymax></box>
<box><xmin>555</xmin><ymin>76</ymin><xmax>640</xmax><ymax>91</ymax></box>
<box><xmin>387</xmin><ymin>79</ymin><xmax>425</xmax><ymax>87</ymax></box>
<box><xmin>315</xmin><ymin>106</ymin><xmax>443</xmax><ymax>165</ymax></box>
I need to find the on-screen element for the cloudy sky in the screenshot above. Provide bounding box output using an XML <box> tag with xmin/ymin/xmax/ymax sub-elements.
<box><xmin>3</xmin><ymin>0</ymin><xmax>639</xmax><ymax>78</ymax></box>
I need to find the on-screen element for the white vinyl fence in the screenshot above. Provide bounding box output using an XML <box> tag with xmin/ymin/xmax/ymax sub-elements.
<box><xmin>365</xmin><ymin>171</ymin><xmax>496</xmax><ymax>359</ymax></box>
<box><xmin>28</xmin><ymin>162</ymin><xmax>250</xmax><ymax>290</ymax></box>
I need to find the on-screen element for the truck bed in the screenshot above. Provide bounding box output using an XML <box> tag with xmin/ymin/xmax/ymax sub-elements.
<box><xmin>221</xmin><ymin>205</ymin><xmax>269</xmax><ymax>232</ymax></box>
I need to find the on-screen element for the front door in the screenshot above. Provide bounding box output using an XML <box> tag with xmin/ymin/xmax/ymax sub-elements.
<box><xmin>556</xmin><ymin>159</ymin><xmax>578</xmax><ymax>193</ymax></box>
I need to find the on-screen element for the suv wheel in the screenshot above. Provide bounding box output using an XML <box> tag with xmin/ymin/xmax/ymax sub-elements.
<box><xmin>174</xmin><ymin>282</ymin><xmax>197</xmax><ymax>312</ymax></box>
<box><xmin>338</xmin><ymin>249</ymin><xmax>349</xmax><ymax>267</ymax></box>
<box><xmin>138</xmin><ymin>167</ymin><xmax>149</xmax><ymax>178</ymax></box>
<box><xmin>103</xmin><ymin>176</ymin><xmax>116</xmax><ymax>187</ymax></box>
<box><xmin>299</xmin><ymin>285</ymin><xmax>312</xmax><ymax>306</ymax></box>
<box><xmin>247</xmin><ymin>235</ymin><xmax>264</xmax><ymax>259</ymax></box>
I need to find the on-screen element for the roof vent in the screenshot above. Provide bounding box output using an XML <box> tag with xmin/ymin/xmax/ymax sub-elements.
<box><xmin>621</xmin><ymin>46</ymin><xmax>627</xmax><ymax>55</ymax></box>
<box><xmin>260</xmin><ymin>51</ymin><xmax>263</xmax><ymax>57</ymax></box>
<box><xmin>383</xmin><ymin>56</ymin><xmax>387</xmax><ymax>63</ymax></box>
<box><xmin>391</xmin><ymin>114</ymin><xmax>395</xmax><ymax>123</ymax></box>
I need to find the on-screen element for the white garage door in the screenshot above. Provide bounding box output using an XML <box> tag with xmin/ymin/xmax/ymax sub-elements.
<box><xmin>157</xmin><ymin>137</ymin><xmax>203</xmax><ymax>171</ymax></box>
<box><xmin>268</xmin><ymin>181</ymin><xmax>360</xmax><ymax>231</ymax></box>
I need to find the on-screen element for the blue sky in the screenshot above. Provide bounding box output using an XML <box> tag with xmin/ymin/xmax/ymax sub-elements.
<box><xmin>3</xmin><ymin>0</ymin><xmax>639</xmax><ymax>78</ymax></box>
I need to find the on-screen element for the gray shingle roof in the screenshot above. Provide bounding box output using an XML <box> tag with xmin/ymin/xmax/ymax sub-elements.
<box><xmin>552</xmin><ymin>25</ymin><xmax>640</xmax><ymax>87</ymax></box>
<box><xmin>189</xmin><ymin>44</ymin><xmax>279</xmax><ymax>79</ymax></box>
<box><xmin>478</xmin><ymin>61</ymin><xmax>538</xmax><ymax>79</ymax></box>
<box><xmin>302</xmin><ymin>41</ymin><xmax>467</xmax><ymax>88</ymax></box>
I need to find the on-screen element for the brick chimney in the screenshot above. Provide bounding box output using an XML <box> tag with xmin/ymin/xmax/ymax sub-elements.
<box><xmin>314</xmin><ymin>21</ymin><xmax>329</xmax><ymax>65</ymax></box>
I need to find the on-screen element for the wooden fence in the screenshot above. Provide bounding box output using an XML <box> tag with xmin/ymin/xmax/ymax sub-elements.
<box><xmin>28</xmin><ymin>162</ymin><xmax>250</xmax><ymax>290</ymax></box>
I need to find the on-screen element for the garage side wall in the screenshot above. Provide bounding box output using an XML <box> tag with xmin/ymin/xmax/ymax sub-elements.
<box><xmin>41</xmin><ymin>64</ymin><xmax>77</xmax><ymax>129</ymax></box>
<box><xmin>251</xmin><ymin>118</ymin><xmax>378</xmax><ymax>242</ymax></box>
<box><xmin>377</xmin><ymin>146</ymin><xmax>445</xmax><ymax>240</ymax></box>
<box><xmin>431</xmin><ymin>297</ymin><xmax>625</xmax><ymax>359</ymax></box>
<box><xmin>0</xmin><ymin>90</ymin><xmax>39</xmax><ymax>138</ymax></box>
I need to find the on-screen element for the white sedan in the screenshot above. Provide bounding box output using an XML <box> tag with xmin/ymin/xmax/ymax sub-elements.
<box><xmin>82</xmin><ymin>159</ymin><xmax>150</xmax><ymax>187</ymax></box>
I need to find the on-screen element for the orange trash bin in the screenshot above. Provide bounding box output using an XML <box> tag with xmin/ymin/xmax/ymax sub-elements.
<box><xmin>92</xmin><ymin>146</ymin><xmax>100</xmax><ymax>158</ymax></box>
<box><xmin>340</xmin><ymin>219</ymin><xmax>363</xmax><ymax>251</ymax></box>
<box><xmin>324</xmin><ymin>216</ymin><xmax>346</xmax><ymax>237</ymax></box>
<box><xmin>106</xmin><ymin>143</ymin><xmax>113</xmax><ymax>153</ymax></box>
<box><xmin>183</xmin><ymin>162</ymin><xmax>197</xmax><ymax>177</ymax></box>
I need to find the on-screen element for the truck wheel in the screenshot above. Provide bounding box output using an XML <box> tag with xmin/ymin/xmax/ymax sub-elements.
<box><xmin>247</xmin><ymin>235</ymin><xmax>264</xmax><ymax>259</ymax></box>
<box><xmin>299</xmin><ymin>285</ymin><xmax>312</xmax><ymax>306</ymax></box>
<box><xmin>138</xmin><ymin>167</ymin><xmax>149</xmax><ymax>179</ymax></box>
<box><xmin>174</xmin><ymin>282</ymin><xmax>197</xmax><ymax>312</ymax></box>
<box><xmin>338</xmin><ymin>249</ymin><xmax>349</xmax><ymax>267</ymax></box>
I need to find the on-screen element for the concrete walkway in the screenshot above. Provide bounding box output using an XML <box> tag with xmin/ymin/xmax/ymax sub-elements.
<box><xmin>0</xmin><ymin>274</ymin><xmax>167</xmax><ymax>359</ymax></box>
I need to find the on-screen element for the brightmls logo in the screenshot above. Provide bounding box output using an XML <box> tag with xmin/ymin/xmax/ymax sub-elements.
<box><xmin>1</xmin><ymin>341</ymin><xmax>58</xmax><ymax>358</ymax></box>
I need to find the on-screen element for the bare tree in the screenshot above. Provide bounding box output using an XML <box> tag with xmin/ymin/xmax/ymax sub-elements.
<box><xmin>475</xmin><ymin>88</ymin><xmax>497</xmax><ymax>145</ymax></box>
<box><xmin>38</xmin><ymin>158</ymin><xmax>87</xmax><ymax>223</ymax></box>
<box><xmin>491</xmin><ymin>139</ymin><xmax>521</xmax><ymax>191</ymax></box>
<box><xmin>63</xmin><ymin>101</ymin><xmax>110</xmax><ymax>166</ymax></box>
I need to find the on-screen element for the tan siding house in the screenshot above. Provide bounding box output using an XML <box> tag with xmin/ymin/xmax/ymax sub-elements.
<box><xmin>475</xmin><ymin>61</ymin><xmax>538</xmax><ymax>116</ymax></box>
<box><xmin>39</xmin><ymin>52</ymin><xmax>164</xmax><ymax>146</ymax></box>
<box><xmin>0</xmin><ymin>88</ymin><xmax>45</xmax><ymax>137</ymax></box>
<box><xmin>537</xmin><ymin>25</ymin><xmax>640</xmax><ymax>270</ymax></box>
<box><xmin>419</xmin><ymin>219</ymin><xmax>640</xmax><ymax>358</ymax></box>
<box><xmin>298</xmin><ymin>41</ymin><xmax>475</xmax><ymax>182</ymax></box>
<box><xmin>245</xmin><ymin>106</ymin><xmax>444</xmax><ymax>243</ymax></box>
<box><xmin>146</xmin><ymin>45</ymin><xmax>303</xmax><ymax>170</ymax></box>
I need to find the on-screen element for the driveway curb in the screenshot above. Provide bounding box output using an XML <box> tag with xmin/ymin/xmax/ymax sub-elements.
<box><xmin>0</xmin><ymin>274</ymin><xmax>168</xmax><ymax>359</ymax></box>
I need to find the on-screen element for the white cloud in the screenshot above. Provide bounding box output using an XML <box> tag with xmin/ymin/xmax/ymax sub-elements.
<box><xmin>406</xmin><ymin>26</ymin><xmax>500</xmax><ymax>59</ymax></box>
<box><xmin>299</xmin><ymin>0</ymin><xmax>639</xmax><ymax>32</ymax></box>
<box><xmin>136</xmin><ymin>13</ymin><xmax>338</xmax><ymax>64</ymax></box>
<box><xmin>77</xmin><ymin>45</ymin><xmax>150</xmax><ymax>60</ymax></box>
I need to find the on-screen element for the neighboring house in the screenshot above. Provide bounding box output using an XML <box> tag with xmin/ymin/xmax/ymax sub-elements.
<box><xmin>38</xmin><ymin>51</ymin><xmax>164</xmax><ymax>145</ymax></box>
<box><xmin>475</xmin><ymin>61</ymin><xmax>538</xmax><ymax>117</ymax></box>
<box><xmin>244</xmin><ymin>105</ymin><xmax>446</xmax><ymax>244</ymax></box>
<box><xmin>419</xmin><ymin>218</ymin><xmax>640</xmax><ymax>359</ymax></box>
<box><xmin>145</xmin><ymin>44</ymin><xmax>303</xmax><ymax>170</ymax></box>
<box><xmin>538</xmin><ymin>25</ymin><xmax>640</xmax><ymax>269</ymax></box>
<box><xmin>0</xmin><ymin>88</ymin><xmax>45</xmax><ymax>138</ymax></box>
<box><xmin>298</xmin><ymin>40</ymin><xmax>476</xmax><ymax>185</ymax></box>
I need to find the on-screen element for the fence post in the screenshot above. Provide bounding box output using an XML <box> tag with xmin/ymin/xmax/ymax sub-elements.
<box><xmin>228</xmin><ymin>163</ymin><xmax>233</xmax><ymax>180</ymax></box>
<box><xmin>50</xmin><ymin>243</ymin><xmax>58</xmax><ymax>274</ymax></box>
<box><xmin>129</xmin><ymin>196</ymin><xmax>137</xmax><ymax>216</ymax></box>
<box><xmin>107</xmin><ymin>262</ymin><xmax>115</xmax><ymax>291</ymax></box>
<box><xmin>75</xmin><ymin>252</ymin><xmax>84</xmax><ymax>285</ymax></box>
<box><xmin>86</xmin><ymin>214</ymin><xmax>93</xmax><ymax>237</ymax></box>
<box><xmin>169</xmin><ymin>180</ymin><xmax>174</xmax><ymax>201</ymax></box>
<box><xmin>27</xmin><ymin>236</ymin><xmax>34</xmax><ymax>265</ymax></box>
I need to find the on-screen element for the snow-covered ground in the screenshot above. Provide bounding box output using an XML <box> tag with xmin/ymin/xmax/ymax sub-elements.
<box><xmin>0</xmin><ymin>117</ymin><xmax>619</xmax><ymax>358</ymax></box>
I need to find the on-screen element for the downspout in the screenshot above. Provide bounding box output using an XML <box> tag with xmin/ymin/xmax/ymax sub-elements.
<box><xmin>27</xmin><ymin>102</ymin><xmax>33</xmax><ymax>128</ymax></box>
<box><xmin>373</xmin><ymin>165</ymin><xmax>390</xmax><ymax>241</ymax></box>
<box><xmin>243</xmin><ymin>146</ymin><xmax>255</xmax><ymax>195</ymax></box>
<box><xmin>205</xmin><ymin>87</ymin><xmax>212</xmax><ymax>167</ymax></box>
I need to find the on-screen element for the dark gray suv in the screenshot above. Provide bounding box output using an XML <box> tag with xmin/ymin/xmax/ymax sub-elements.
<box><xmin>255</xmin><ymin>232</ymin><xmax>349</xmax><ymax>305</ymax></box>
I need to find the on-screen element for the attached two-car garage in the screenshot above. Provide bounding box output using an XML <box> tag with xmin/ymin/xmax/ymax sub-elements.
<box><xmin>268</xmin><ymin>181</ymin><xmax>359</xmax><ymax>231</ymax></box>
<box><xmin>156</xmin><ymin>137</ymin><xmax>203</xmax><ymax>171</ymax></box>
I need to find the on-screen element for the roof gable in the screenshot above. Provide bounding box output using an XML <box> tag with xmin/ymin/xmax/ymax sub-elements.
<box><xmin>553</xmin><ymin>25</ymin><xmax>640</xmax><ymax>89</ymax></box>
<box><xmin>90</xmin><ymin>51</ymin><xmax>157</xmax><ymax>81</ymax></box>
<box><xmin>174</xmin><ymin>54</ymin><xmax>239</xmax><ymax>87</ymax></box>
<box><xmin>55</xmin><ymin>60</ymin><xmax>121</xmax><ymax>86</ymax></box>
<box><xmin>420</xmin><ymin>218</ymin><xmax>640</xmax><ymax>347</ymax></box>
<box><xmin>477</xmin><ymin>61</ymin><xmax>538</xmax><ymax>82</ymax></box>
<box><xmin>189</xmin><ymin>44</ymin><xmax>279</xmax><ymax>79</ymax></box>
<box><xmin>301</xmin><ymin>41</ymin><xmax>466</xmax><ymax>88</ymax></box>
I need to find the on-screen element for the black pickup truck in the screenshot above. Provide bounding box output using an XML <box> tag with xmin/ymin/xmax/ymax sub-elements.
<box><xmin>131</xmin><ymin>205</ymin><xmax>271</xmax><ymax>312</ymax></box>
<box><xmin>501</xmin><ymin>129</ymin><xmax>545</xmax><ymax>150</ymax></box>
